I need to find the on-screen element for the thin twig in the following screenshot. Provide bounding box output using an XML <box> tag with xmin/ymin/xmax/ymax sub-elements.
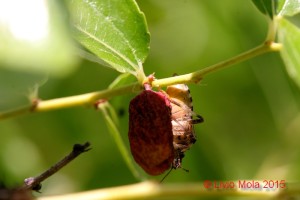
<box><xmin>0</xmin><ymin>42</ymin><xmax>281</xmax><ymax>121</ymax></box>
<box><xmin>152</xmin><ymin>42</ymin><xmax>282</xmax><ymax>87</ymax></box>
<box><xmin>22</xmin><ymin>142</ymin><xmax>91</xmax><ymax>191</ymax></box>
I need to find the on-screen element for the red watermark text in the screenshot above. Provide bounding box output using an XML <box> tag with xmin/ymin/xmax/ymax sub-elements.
<box><xmin>203</xmin><ymin>180</ymin><xmax>286</xmax><ymax>191</ymax></box>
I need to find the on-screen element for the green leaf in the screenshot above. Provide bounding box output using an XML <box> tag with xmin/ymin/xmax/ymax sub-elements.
<box><xmin>0</xmin><ymin>0</ymin><xmax>78</xmax><ymax>77</ymax></box>
<box><xmin>278</xmin><ymin>0</ymin><xmax>300</xmax><ymax>16</ymax></box>
<box><xmin>278</xmin><ymin>18</ymin><xmax>300</xmax><ymax>87</ymax></box>
<box><xmin>252</xmin><ymin>0</ymin><xmax>278</xmax><ymax>18</ymax></box>
<box><xmin>108</xmin><ymin>73</ymin><xmax>136</xmax><ymax>89</ymax></box>
<box><xmin>69</xmin><ymin>0</ymin><xmax>150</xmax><ymax>77</ymax></box>
<box><xmin>277</xmin><ymin>0</ymin><xmax>287</xmax><ymax>13</ymax></box>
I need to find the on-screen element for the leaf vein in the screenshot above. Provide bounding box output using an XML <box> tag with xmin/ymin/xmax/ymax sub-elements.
<box><xmin>75</xmin><ymin>25</ymin><xmax>138</xmax><ymax>72</ymax></box>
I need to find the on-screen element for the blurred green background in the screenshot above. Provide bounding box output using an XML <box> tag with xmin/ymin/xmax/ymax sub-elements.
<box><xmin>0</xmin><ymin>0</ymin><xmax>300</xmax><ymax>199</ymax></box>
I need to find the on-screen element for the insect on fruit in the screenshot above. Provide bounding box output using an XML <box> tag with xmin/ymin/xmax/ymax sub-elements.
<box><xmin>166</xmin><ymin>83</ymin><xmax>203</xmax><ymax>170</ymax></box>
<box><xmin>128</xmin><ymin>84</ymin><xmax>174</xmax><ymax>175</ymax></box>
<box><xmin>128</xmin><ymin>80</ymin><xmax>203</xmax><ymax>176</ymax></box>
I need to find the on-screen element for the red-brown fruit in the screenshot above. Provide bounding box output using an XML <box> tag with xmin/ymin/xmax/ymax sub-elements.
<box><xmin>128</xmin><ymin>88</ymin><xmax>174</xmax><ymax>175</ymax></box>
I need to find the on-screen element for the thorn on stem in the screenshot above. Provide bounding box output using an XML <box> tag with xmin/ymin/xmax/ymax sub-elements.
<box><xmin>94</xmin><ymin>99</ymin><xmax>107</xmax><ymax>109</ymax></box>
<box><xmin>30</xmin><ymin>98</ymin><xmax>40</xmax><ymax>112</ymax></box>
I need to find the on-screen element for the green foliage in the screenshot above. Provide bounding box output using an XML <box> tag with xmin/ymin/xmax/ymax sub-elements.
<box><xmin>252</xmin><ymin>0</ymin><xmax>278</xmax><ymax>18</ymax></box>
<box><xmin>108</xmin><ymin>73</ymin><xmax>136</xmax><ymax>89</ymax></box>
<box><xmin>1</xmin><ymin>0</ymin><xmax>300</xmax><ymax>199</ymax></box>
<box><xmin>252</xmin><ymin>0</ymin><xmax>300</xmax><ymax>87</ymax></box>
<box><xmin>69</xmin><ymin>0</ymin><xmax>150</xmax><ymax>79</ymax></box>
<box><xmin>278</xmin><ymin>18</ymin><xmax>300</xmax><ymax>87</ymax></box>
<box><xmin>252</xmin><ymin>0</ymin><xmax>300</xmax><ymax>18</ymax></box>
<box><xmin>277</xmin><ymin>0</ymin><xmax>300</xmax><ymax>88</ymax></box>
<box><xmin>0</xmin><ymin>1</ymin><xmax>77</xmax><ymax>77</ymax></box>
<box><xmin>278</xmin><ymin>0</ymin><xmax>300</xmax><ymax>16</ymax></box>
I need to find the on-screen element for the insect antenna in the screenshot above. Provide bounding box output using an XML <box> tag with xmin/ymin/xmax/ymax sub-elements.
<box><xmin>182</xmin><ymin>168</ymin><xmax>189</xmax><ymax>172</ymax></box>
<box><xmin>160</xmin><ymin>168</ymin><xmax>173</xmax><ymax>183</ymax></box>
<box><xmin>192</xmin><ymin>114</ymin><xmax>204</xmax><ymax>124</ymax></box>
<box><xmin>160</xmin><ymin>165</ymin><xmax>191</xmax><ymax>183</ymax></box>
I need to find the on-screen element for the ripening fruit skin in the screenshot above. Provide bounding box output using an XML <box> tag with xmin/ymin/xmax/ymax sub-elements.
<box><xmin>128</xmin><ymin>88</ymin><xmax>174</xmax><ymax>176</ymax></box>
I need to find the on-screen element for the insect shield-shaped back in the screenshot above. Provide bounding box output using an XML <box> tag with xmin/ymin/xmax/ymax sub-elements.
<box><xmin>128</xmin><ymin>85</ymin><xmax>174</xmax><ymax>175</ymax></box>
<box><xmin>166</xmin><ymin>84</ymin><xmax>203</xmax><ymax>169</ymax></box>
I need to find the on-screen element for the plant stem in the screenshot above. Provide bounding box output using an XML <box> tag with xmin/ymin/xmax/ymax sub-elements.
<box><xmin>0</xmin><ymin>105</ymin><xmax>35</xmax><ymax>120</ymax></box>
<box><xmin>37</xmin><ymin>181</ymin><xmax>299</xmax><ymax>200</ymax></box>
<box><xmin>152</xmin><ymin>41</ymin><xmax>282</xmax><ymax>87</ymax></box>
<box><xmin>0</xmin><ymin>42</ymin><xmax>281</xmax><ymax>120</ymax></box>
<box><xmin>0</xmin><ymin>82</ymin><xmax>141</xmax><ymax>120</ymax></box>
<box><xmin>98</xmin><ymin>102</ymin><xmax>144</xmax><ymax>181</ymax></box>
<box><xmin>22</xmin><ymin>142</ymin><xmax>91</xmax><ymax>191</ymax></box>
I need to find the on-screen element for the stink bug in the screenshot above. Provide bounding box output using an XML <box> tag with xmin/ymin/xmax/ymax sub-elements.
<box><xmin>128</xmin><ymin>84</ymin><xmax>174</xmax><ymax>175</ymax></box>
<box><xmin>166</xmin><ymin>84</ymin><xmax>203</xmax><ymax>169</ymax></box>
